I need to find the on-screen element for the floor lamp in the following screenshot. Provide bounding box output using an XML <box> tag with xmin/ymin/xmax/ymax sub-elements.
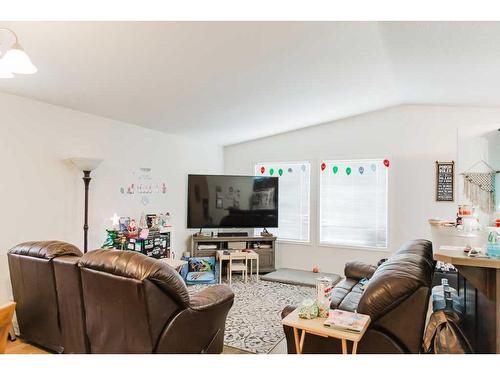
<box><xmin>69</xmin><ymin>158</ymin><xmax>103</xmax><ymax>253</ymax></box>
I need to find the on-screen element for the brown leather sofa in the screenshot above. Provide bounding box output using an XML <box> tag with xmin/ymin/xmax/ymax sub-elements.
<box><xmin>8</xmin><ymin>242</ymin><xmax>234</xmax><ymax>354</ymax></box>
<box><xmin>8</xmin><ymin>241</ymin><xmax>88</xmax><ymax>353</ymax></box>
<box><xmin>282</xmin><ymin>239</ymin><xmax>435</xmax><ymax>354</ymax></box>
<box><xmin>79</xmin><ymin>249</ymin><xmax>234</xmax><ymax>353</ymax></box>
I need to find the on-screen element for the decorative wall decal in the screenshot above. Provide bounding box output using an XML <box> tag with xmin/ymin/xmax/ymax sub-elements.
<box><xmin>119</xmin><ymin>167</ymin><xmax>168</xmax><ymax>206</ymax></box>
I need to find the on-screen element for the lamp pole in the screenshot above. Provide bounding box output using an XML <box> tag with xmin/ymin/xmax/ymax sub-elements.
<box><xmin>83</xmin><ymin>170</ymin><xmax>91</xmax><ymax>253</ymax></box>
<box><xmin>69</xmin><ymin>157</ymin><xmax>103</xmax><ymax>253</ymax></box>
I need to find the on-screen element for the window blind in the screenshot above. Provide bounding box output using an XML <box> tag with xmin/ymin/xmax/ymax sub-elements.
<box><xmin>319</xmin><ymin>159</ymin><xmax>388</xmax><ymax>248</ymax></box>
<box><xmin>254</xmin><ymin>162</ymin><xmax>310</xmax><ymax>242</ymax></box>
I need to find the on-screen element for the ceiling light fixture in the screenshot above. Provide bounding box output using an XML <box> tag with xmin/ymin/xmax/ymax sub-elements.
<box><xmin>0</xmin><ymin>28</ymin><xmax>37</xmax><ymax>78</ymax></box>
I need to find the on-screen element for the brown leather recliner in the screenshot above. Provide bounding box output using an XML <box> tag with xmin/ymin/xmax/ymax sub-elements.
<box><xmin>79</xmin><ymin>249</ymin><xmax>234</xmax><ymax>353</ymax></box>
<box><xmin>7</xmin><ymin>241</ymin><xmax>88</xmax><ymax>353</ymax></box>
<box><xmin>282</xmin><ymin>239</ymin><xmax>435</xmax><ymax>354</ymax></box>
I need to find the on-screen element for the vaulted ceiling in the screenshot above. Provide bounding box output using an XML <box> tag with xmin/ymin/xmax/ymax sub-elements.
<box><xmin>1</xmin><ymin>21</ymin><xmax>499</xmax><ymax>145</ymax></box>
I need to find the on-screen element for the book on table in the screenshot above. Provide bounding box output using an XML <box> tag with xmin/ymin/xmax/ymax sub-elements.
<box><xmin>323</xmin><ymin>309</ymin><xmax>370</xmax><ymax>333</ymax></box>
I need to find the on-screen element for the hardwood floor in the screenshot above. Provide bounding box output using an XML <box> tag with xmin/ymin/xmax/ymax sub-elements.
<box><xmin>4</xmin><ymin>337</ymin><xmax>287</xmax><ymax>354</ymax></box>
<box><xmin>5</xmin><ymin>338</ymin><xmax>49</xmax><ymax>354</ymax></box>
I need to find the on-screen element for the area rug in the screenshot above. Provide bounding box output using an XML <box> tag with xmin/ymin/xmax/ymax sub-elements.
<box><xmin>188</xmin><ymin>277</ymin><xmax>315</xmax><ymax>354</ymax></box>
<box><xmin>260</xmin><ymin>268</ymin><xmax>341</xmax><ymax>287</ymax></box>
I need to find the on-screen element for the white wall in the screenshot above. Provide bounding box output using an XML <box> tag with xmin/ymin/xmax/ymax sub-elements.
<box><xmin>0</xmin><ymin>92</ymin><xmax>223</xmax><ymax>305</ymax></box>
<box><xmin>224</xmin><ymin>105</ymin><xmax>500</xmax><ymax>275</ymax></box>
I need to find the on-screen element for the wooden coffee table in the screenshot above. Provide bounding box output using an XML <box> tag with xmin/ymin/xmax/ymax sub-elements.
<box><xmin>282</xmin><ymin>307</ymin><xmax>371</xmax><ymax>354</ymax></box>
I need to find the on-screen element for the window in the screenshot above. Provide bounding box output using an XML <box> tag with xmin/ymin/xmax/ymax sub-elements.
<box><xmin>254</xmin><ymin>162</ymin><xmax>310</xmax><ymax>242</ymax></box>
<box><xmin>319</xmin><ymin>159</ymin><xmax>388</xmax><ymax>248</ymax></box>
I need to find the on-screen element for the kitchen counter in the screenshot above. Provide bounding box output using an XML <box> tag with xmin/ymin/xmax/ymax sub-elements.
<box><xmin>434</xmin><ymin>246</ymin><xmax>500</xmax><ymax>353</ymax></box>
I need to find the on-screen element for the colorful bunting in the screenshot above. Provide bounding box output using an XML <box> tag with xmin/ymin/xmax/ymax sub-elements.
<box><xmin>321</xmin><ymin>162</ymin><xmax>326</xmax><ymax>171</ymax></box>
<box><xmin>332</xmin><ymin>165</ymin><xmax>338</xmax><ymax>174</ymax></box>
<box><xmin>260</xmin><ymin>166</ymin><xmax>265</xmax><ymax>174</ymax></box>
<box><xmin>278</xmin><ymin>168</ymin><xmax>283</xmax><ymax>176</ymax></box>
<box><xmin>383</xmin><ymin>159</ymin><xmax>390</xmax><ymax>167</ymax></box>
<box><xmin>346</xmin><ymin>167</ymin><xmax>352</xmax><ymax>175</ymax></box>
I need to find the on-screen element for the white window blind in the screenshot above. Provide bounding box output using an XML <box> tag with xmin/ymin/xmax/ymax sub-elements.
<box><xmin>254</xmin><ymin>162</ymin><xmax>310</xmax><ymax>242</ymax></box>
<box><xmin>319</xmin><ymin>159</ymin><xmax>388</xmax><ymax>248</ymax></box>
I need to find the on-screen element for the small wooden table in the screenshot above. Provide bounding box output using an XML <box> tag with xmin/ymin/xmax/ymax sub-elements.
<box><xmin>216</xmin><ymin>250</ymin><xmax>259</xmax><ymax>284</ymax></box>
<box><xmin>158</xmin><ymin>257</ymin><xmax>187</xmax><ymax>272</ymax></box>
<box><xmin>282</xmin><ymin>308</ymin><xmax>371</xmax><ymax>354</ymax></box>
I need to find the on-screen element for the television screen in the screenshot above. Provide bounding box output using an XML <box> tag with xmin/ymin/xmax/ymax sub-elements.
<box><xmin>187</xmin><ymin>174</ymin><xmax>279</xmax><ymax>229</ymax></box>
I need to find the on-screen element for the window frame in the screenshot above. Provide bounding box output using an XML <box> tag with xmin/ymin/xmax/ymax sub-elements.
<box><xmin>317</xmin><ymin>158</ymin><xmax>390</xmax><ymax>251</ymax></box>
<box><xmin>253</xmin><ymin>160</ymin><xmax>312</xmax><ymax>244</ymax></box>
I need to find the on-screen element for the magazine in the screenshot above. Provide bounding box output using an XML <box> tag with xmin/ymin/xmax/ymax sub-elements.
<box><xmin>323</xmin><ymin>309</ymin><xmax>370</xmax><ymax>332</ymax></box>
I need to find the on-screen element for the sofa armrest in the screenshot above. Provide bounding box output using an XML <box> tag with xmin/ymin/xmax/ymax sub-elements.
<box><xmin>344</xmin><ymin>261</ymin><xmax>377</xmax><ymax>280</ymax></box>
<box><xmin>189</xmin><ymin>285</ymin><xmax>234</xmax><ymax>311</ymax></box>
<box><xmin>156</xmin><ymin>285</ymin><xmax>234</xmax><ymax>353</ymax></box>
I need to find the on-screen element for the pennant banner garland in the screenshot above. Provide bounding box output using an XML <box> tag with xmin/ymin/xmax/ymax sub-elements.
<box><xmin>319</xmin><ymin>159</ymin><xmax>390</xmax><ymax>176</ymax></box>
<box><xmin>258</xmin><ymin>164</ymin><xmax>307</xmax><ymax>176</ymax></box>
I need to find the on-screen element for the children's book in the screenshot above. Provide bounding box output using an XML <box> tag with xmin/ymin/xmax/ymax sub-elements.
<box><xmin>323</xmin><ymin>309</ymin><xmax>370</xmax><ymax>332</ymax></box>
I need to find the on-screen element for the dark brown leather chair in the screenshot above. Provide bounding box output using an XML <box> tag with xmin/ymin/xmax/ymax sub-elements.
<box><xmin>79</xmin><ymin>249</ymin><xmax>234</xmax><ymax>353</ymax></box>
<box><xmin>282</xmin><ymin>239</ymin><xmax>435</xmax><ymax>354</ymax></box>
<box><xmin>8</xmin><ymin>241</ymin><xmax>88</xmax><ymax>353</ymax></box>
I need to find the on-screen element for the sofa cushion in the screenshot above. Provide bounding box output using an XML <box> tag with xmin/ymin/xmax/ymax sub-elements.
<box><xmin>80</xmin><ymin>249</ymin><xmax>190</xmax><ymax>308</ymax></box>
<box><xmin>9</xmin><ymin>240</ymin><xmax>82</xmax><ymax>259</ymax></box>
<box><xmin>186</xmin><ymin>271</ymin><xmax>216</xmax><ymax>283</ymax></box>
<box><xmin>331</xmin><ymin>278</ymin><xmax>363</xmax><ymax>312</ymax></box>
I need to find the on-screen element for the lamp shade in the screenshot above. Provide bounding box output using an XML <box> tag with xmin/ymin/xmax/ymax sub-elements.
<box><xmin>0</xmin><ymin>57</ymin><xmax>13</xmax><ymax>78</ymax></box>
<box><xmin>2</xmin><ymin>43</ymin><xmax>37</xmax><ymax>74</ymax></box>
<box><xmin>69</xmin><ymin>157</ymin><xmax>103</xmax><ymax>172</ymax></box>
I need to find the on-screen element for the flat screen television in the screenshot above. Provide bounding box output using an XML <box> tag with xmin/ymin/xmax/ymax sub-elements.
<box><xmin>187</xmin><ymin>174</ymin><xmax>279</xmax><ymax>229</ymax></box>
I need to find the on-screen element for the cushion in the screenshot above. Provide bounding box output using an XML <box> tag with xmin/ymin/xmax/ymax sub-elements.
<box><xmin>188</xmin><ymin>257</ymin><xmax>215</xmax><ymax>273</ymax></box>
<box><xmin>186</xmin><ymin>272</ymin><xmax>216</xmax><ymax>283</ymax></box>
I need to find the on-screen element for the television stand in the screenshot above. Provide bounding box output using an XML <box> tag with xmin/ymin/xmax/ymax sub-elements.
<box><xmin>191</xmin><ymin>234</ymin><xmax>277</xmax><ymax>273</ymax></box>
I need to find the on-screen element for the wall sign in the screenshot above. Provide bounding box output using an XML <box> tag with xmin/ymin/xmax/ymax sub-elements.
<box><xmin>436</xmin><ymin>161</ymin><xmax>455</xmax><ymax>202</ymax></box>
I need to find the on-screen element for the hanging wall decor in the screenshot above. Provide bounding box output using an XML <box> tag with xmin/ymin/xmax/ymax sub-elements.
<box><xmin>436</xmin><ymin>161</ymin><xmax>454</xmax><ymax>202</ymax></box>
<box><xmin>288</xmin><ymin>167</ymin><xmax>293</xmax><ymax>173</ymax></box>
<box><xmin>359</xmin><ymin>166</ymin><xmax>364</xmax><ymax>175</ymax></box>
<box><xmin>269</xmin><ymin>168</ymin><xmax>275</xmax><ymax>175</ymax></box>
<box><xmin>463</xmin><ymin>171</ymin><xmax>495</xmax><ymax>213</ymax></box>
<box><xmin>346</xmin><ymin>167</ymin><xmax>352</xmax><ymax>175</ymax></box>
<box><xmin>371</xmin><ymin>164</ymin><xmax>377</xmax><ymax>172</ymax></box>
<box><xmin>260</xmin><ymin>166</ymin><xmax>265</xmax><ymax>174</ymax></box>
<box><xmin>321</xmin><ymin>162</ymin><xmax>326</xmax><ymax>171</ymax></box>
<box><xmin>278</xmin><ymin>168</ymin><xmax>283</xmax><ymax>176</ymax></box>
<box><xmin>383</xmin><ymin>159</ymin><xmax>390</xmax><ymax>167</ymax></box>
<box><xmin>332</xmin><ymin>165</ymin><xmax>338</xmax><ymax>174</ymax></box>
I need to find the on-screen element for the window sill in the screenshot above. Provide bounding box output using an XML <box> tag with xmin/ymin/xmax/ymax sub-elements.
<box><xmin>276</xmin><ymin>239</ymin><xmax>312</xmax><ymax>246</ymax></box>
<box><xmin>318</xmin><ymin>242</ymin><xmax>390</xmax><ymax>252</ymax></box>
